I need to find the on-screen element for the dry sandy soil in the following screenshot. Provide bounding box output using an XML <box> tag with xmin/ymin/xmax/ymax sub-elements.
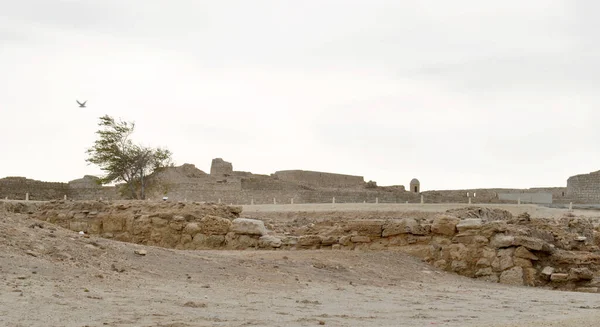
<box><xmin>2</xmin><ymin>202</ymin><xmax>600</xmax><ymax>327</ymax></box>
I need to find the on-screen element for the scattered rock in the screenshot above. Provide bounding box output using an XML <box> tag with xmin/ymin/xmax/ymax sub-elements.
<box><xmin>183</xmin><ymin>301</ymin><xmax>207</xmax><ymax>308</ymax></box>
<box><xmin>134</xmin><ymin>249</ymin><xmax>147</xmax><ymax>256</ymax></box>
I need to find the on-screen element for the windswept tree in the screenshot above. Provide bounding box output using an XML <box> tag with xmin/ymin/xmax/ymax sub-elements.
<box><xmin>86</xmin><ymin>115</ymin><xmax>173</xmax><ymax>199</ymax></box>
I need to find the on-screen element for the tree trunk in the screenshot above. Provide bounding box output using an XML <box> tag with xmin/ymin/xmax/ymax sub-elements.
<box><xmin>140</xmin><ymin>172</ymin><xmax>145</xmax><ymax>200</ymax></box>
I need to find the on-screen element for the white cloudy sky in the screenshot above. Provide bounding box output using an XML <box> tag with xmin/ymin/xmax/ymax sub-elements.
<box><xmin>1</xmin><ymin>0</ymin><xmax>599</xmax><ymax>191</ymax></box>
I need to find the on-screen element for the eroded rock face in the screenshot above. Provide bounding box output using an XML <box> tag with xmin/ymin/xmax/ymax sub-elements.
<box><xmin>231</xmin><ymin>218</ymin><xmax>268</xmax><ymax>236</ymax></box>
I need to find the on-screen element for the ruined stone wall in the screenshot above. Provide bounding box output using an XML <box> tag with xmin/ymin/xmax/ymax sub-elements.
<box><xmin>210</xmin><ymin>158</ymin><xmax>233</xmax><ymax>176</ymax></box>
<box><xmin>423</xmin><ymin>188</ymin><xmax>568</xmax><ymax>204</ymax></box>
<box><xmin>29</xmin><ymin>201</ymin><xmax>600</xmax><ymax>293</ymax></box>
<box><xmin>142</xmin><ymin>187</ymin><xmax>422</xmax><ymax>205</ymax></box>
<box><xmin>0</xmin><ymin>177</ymin><xmax>70</xmax><ymax>200</ymax></box>
<box><xmin>273</xmin><ymin>170</ymin><xmax>365</xmax><ymax>188</ymax></box>
<box><xmin>240</xmin><ymin>177</ymin><xmax>309</xmax><ymax>191</ymax></box>
<box><xmin>567</xmin><ymin>171</ymin><xmax>600</xmax><ymax>204</ymax></box>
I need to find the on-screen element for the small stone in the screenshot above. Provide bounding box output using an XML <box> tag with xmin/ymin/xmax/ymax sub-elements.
<box><xmin>550</xmin><ymin>273</ymin><xmax>569</xmax><ymax>282</ymax></box>
<box><xmin>134</xmin><ymin>249</ymin><xmax>147</xmax><ymax>256</ymax></box>
<box><xmin>576</xmin><ymin>236</ymin><xmax>587</xmax><ymax>242</ymax></box>
<box><xmin>183</xmin><ymin>301</ymin><xmax>207</xmax><ymax>308</ymax></box>
<box><xmin>25</xmin><ymin>250</ymin><xmax>38</xmax><ymax>257</ymax></box>
<box><xmin>541</xmin><ymin>266</ymin><xmax>554</xmax><ymax>276</ymax></box>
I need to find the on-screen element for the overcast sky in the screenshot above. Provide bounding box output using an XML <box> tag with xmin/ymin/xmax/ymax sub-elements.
<box><xmin>1</xmin><ymin>1</ymin><xmax>599</xmax><ymax>191</ymax></box>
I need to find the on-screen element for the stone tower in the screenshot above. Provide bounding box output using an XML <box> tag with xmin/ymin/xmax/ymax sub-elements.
<box><xmin>410</xmin><ymin>178</ymin><xmax>420</xmax><ymax>193</ymax></box>
<box><xmin>210</xmin><ymin>158</ymin><xmax>233</xmax><ymax>176</ymax></box>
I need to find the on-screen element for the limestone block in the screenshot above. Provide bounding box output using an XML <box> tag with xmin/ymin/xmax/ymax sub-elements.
<box><xmin>344</xmin><ymin>220</ymin><xmax>384</xmax><ymax>237</ymax></box>
<box><xmin>476</xmin><ymin>258</ymin><xmax>491</xmax><ymax>268</ymax></box>
<box><xmin>513</xmin><ymin>236</ymin><xmax>546</xmax><ymax>251</ymax></box>
<box><xmin>320</xmin><ymin>236</ymin><xmax>338</xmax><ymax>245</ymax></box>
<box><xmin>431</xmin><ymin>215</ymin><xmax>460</xmax><ymax>236</ymax></box>
<box><xmin>499</xmin><ymin>267</ymin><xmax>524</xmax><ymax>285</ymax></box>
<box><xmin>513</xmin><ymin>258</ymin><xmax>533</xmax><ymax>268</ymax></box>
<box><xmin>523</xmin><ymin>268</ymin><xmax>537</xmax><ymax>286</ymax></box>
<box><xmin>490</xmin><ymin>234</ymin><xmax>515</xmax><ymax>248</ymax></box>
<box><xmin>69</xmin><ymin>221</ymin><xmax>88</xmax><ymax>233</ymax></box>
<box><xmin>541</xmin><ymin>266</ymin><xmax>555</xmax><ymax>279</ymax></box>
<box><xmin>448</xmin><ymin>243</ymin><xmax>467</xmax><ymax>261</ymax></box>
<box><xmin>231</xmin><ymin>218</ymin><xmax>268</xmax><ymax>236</ymax></box>
<box><xmin>298</xmin><ymin>235</ymin><xmax>322</xmax><ymax>246</ymax></box>
<box><xmin>575</xmin><ymin>287</ymin><xmax>598</xmax><ymax>293</ymax></box>
<box><xmin>103</xmin><ymin>215</ymin><xmax>125</xmax><ymax>232</ymax></box>
<box><xmin>281</xmin><ymin>236</ymin><xmax>298</xmax><ymax>246</ymax></box>
<box><xmin>492</xmin><ymin>248</ymin><xmax>514</xmax><ymax>272</ymax></box>
<box><xmin>192</xmin><ymin>234</ymin><xmax>225</xmax><ymax>248</ymax></box>
<box><xmin>382</xmin><ymin>218</ymin><xmax>418</xmax><ymax>237</ymax></box>
<box><xmin>433</xmin><ymin>259</ymin><xmax>447</xmax><ymax>269</ymax></box>
<box><xmin>183</xmin><ymin>223</ymin><xmax>201</xmax><ymax>235</ymax></box>
<box><xmin>456</xmin><ymin>219</ymin><xmax>483</xmax><ymax>232</ymax></box>
<box><xmin>550</xmin><ymin>273</ymin><xmax>569</xmax><ymax>282</ymax></box>
<box><xmin>514</xmin><ymin>246</ymin><xmax>538</xmax><ymax>260</ymax></box>
<box><xmin>451</xmin><ymin>260</ymin><xmax>468</xmax><ymax>272</ymax></box>
<box><xmin>151</xmin><ymin>217</ymin><xmax>168</xmax><ymax>227</ymax></box>
<box><xmin>258</xmin><ymin>235</ymin><xmax>282</xmax><ymax>248</ymax></box>
<box><xmin>351</xmin><ymin>235</ymin><xmax>371</xmax><ymax>243</ymax></box>
<box><xmin>452</xmin><ymin>234</ymin><xmax>488</xmax><ymax>246</ymax></box>
<box><xmin>339</xmin><ymin>235</ymin><xmax>353</xmax><ymax>246</ymax></box>
<box><xmin>199</xmin><ymin>215</ymin><xmax>232</xmax><ymax>235</ymax></box>
<box><xmin>569</xmin><ymin>268</ymin><xmax>594</xmax><ymax>281</ymax></box>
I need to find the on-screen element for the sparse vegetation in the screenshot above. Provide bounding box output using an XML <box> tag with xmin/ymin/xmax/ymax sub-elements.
<box><xmin>85</xmin><ymin>115</ymin><xmax>173</xmax><ymax>199</ymax></box>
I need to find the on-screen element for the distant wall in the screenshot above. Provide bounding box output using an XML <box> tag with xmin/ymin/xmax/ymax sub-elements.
<box><xmin>422</xmin><ymin>188</ymin><xmax>567</xmax><ymax>204</ymax></box>
<box><xmin>0</xmin><ymin>177</ymin><xmax>70</xmax><ymax>200</ymax></box>
<box><xmin>567</xmin><ymin>171</ymin><xmax>600</xmax><ymax>204</ymax></box>
<box><xmin>497</xmin><ymin>192</ymin><xmax>552</xmax><ymax>204</ymax></box>
<box><xmin>273</xmin><ymin>170</ymin><xmax>365</xmax><ymax>188</ymax></box>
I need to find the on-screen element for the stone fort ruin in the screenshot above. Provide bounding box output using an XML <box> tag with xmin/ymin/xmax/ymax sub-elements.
<box><xmin>1</xmin><ymin>158</ymin><xmax>600</xmax><ymax>204</ymax></box>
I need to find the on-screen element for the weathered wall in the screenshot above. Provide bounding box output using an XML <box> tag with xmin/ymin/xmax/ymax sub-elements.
<box><xmin>210</xmin><ymin>158</ymin><xmax>233</xmax><ymax>176</ymax></box>
<box><xmin>273</xmin><ymin>170</ymin><xmax>365</xmax><ymax>188</ymax></box>
<box><xmin>0</xmin><ymin>177</ymin><xmax>70</xmax><ymax>200</ymax></box>
<box><xmin>30</xmin><ymin>201</ymin><xmax>600</xmax><ymax>293</ymax></box>
<box><xmin>567</xmin><ymin>171</ymin><xmax>600</xmax><ymax>204</ymax></box>
<box><xmin>497</xmin><ymin>193</ymin><xmax>552</xmax><ymax>204</ymax></box>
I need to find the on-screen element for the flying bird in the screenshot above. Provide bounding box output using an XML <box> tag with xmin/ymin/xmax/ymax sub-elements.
<box><xmin>77</xmin><ymin>100</ymin><xmax>87</xmax><ymax>108</ymax></box>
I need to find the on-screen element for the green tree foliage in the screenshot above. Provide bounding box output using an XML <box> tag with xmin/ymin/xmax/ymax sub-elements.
<box><xmin>86</xmin><ymin>115</ymin><xmax>173</xmax><ymax>199</ymax></box>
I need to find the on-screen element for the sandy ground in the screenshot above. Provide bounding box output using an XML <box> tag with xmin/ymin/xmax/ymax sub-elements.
<box><xmin>3</xmin><ymin>203</ymin><xmax>600</xmax><ymax>326</ymax></box>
